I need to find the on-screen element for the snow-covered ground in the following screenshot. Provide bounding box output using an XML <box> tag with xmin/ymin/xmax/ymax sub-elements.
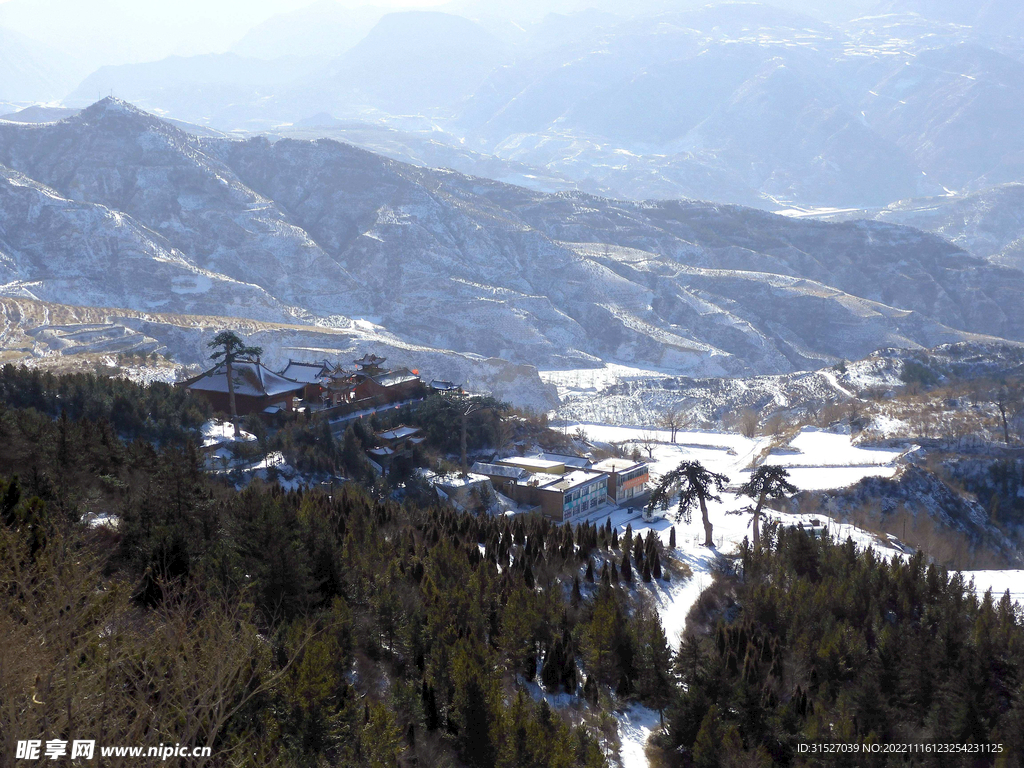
<box><xmin>101</xmin><ymin>356</ymin><xmax>181</xmax><ymax>385</ymax></box>
<box><xmin>572</xmin><ymin>422</ymin><xmax>906</xmax><ymax>496</ymax></box>
<box><xmin>762</xmin><ymin>427</ymin><xmax>909</xmax><ymax>490</ymax></box>
<box><xmin>617</xmin><ymin>705</ymin><xmax>662</xmax><ymax>768</ymax></box>
<box><xmin>201</xmin><ymin>419</ymin><xmax>256</xmax><ymax>447</ymax></box>
<box><xmin>967</xmin><ymin>570</ymin><xmax>1024</xmax><ymax>606</ymax></box>
<box><xmin>564</xmin><ymin>421</ymin><xmax>1018</xmax><ymax>768</ymax></box>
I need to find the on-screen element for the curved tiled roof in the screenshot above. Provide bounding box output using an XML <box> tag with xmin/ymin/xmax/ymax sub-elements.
<box><xmin>184</xmin><ymin>361</ymin><xmax>304</xmax><ymax>398</ymax></box>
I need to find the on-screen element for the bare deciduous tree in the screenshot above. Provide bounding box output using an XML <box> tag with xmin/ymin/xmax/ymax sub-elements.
<box><xmin>494</xmin><ymin>414</ymin><xmax>516</xmax><ymax>457</ymax></box>
<box><xmin>991</xmin><ymin>381</ymin><xmax>1021</xmax><ymax>444</ymax></box>
<box><xmin>738</xmin><ymin>407</ymin><xmax>760</xmax><ymax>438</ymax></box>
<box><xmin>765</xmin><ymin>411</ymin><xmax>787</xmax><ymax>438</ymax></box>
<box><xmin>659</xmin><ymin>408</ymin><xmax>686</xmax><ymax>443</ymax></box>
<box><xmin>639</xmin><ymin>431</ymin><xmax>656</xmax><ymax>460</ymax></box>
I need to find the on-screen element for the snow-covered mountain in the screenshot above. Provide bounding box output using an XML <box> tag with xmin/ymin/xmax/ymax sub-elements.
<box><xmin>2</xmin><ymin>98</ymin><xmax>1024</xmax><ymax>402</ymax></box>
<box><xmin>0</xmin><ymin>165</ymin><xmax>293</xmax><ymax>320</ymax></box>
<box><xmin>0</xmin><ymin>100</ymin><xmax>368</xmax><ymax>318</ymax></box>
<box><xmin>789</xmin><ymin>183</ymin><xmax>1024</xmax><ymax>272</ymax></box>
<box><xmin>42</xmin><ymin>3</ymin><xmax>1024</xmax><ymax>212</ymax></box>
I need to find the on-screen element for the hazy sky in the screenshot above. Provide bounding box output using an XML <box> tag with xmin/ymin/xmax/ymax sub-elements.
<box><xmin>0</xmin><ymin>0</ymin><xmax>446</xmax><ymax>72</ymax></box>
<box><xmin>0</xmin><ymin>0</ymin><xmax>448</xmax><ymax>11</ymax></box>
<box><xmin>0</xmin><ymin>0</ymin><xmax>880</xmax><ymax>78</ymax></box>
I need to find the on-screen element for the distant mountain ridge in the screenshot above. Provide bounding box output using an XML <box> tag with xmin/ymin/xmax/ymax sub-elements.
<box><xmin>31</xmin><ymin>4</ymin><xmax>1024</xmax><ymax>211</ymax></box>
<box><xmin>230</xmin><ymin>1</ymin><xmax>385</xmax><ymax>60</ymax></box>
<box><xmin>1</xmin><ymin>99</ymin><xmax>1023</xmax><ymax>405</ymax></box>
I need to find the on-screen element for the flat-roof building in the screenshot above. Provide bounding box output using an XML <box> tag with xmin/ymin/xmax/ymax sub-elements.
<box><xmin>472</xmin><ymin>462</ymin><xmax>530</xmax><ymax>496</ymax></box>
<box><xmin>591</xmin><ymin>458</ymin><xmax>649</xmax><ymax>505</ymax></box>
<box><xmin>534</xmin><ymin>453</ymin><xmax>594</xmax><ymax>469</ymax></box>
<box><xmin>488</xmin><ymin>454</ymin><xmax>648</xmax><ymax>522</ymax></box>
<box><xmin>495</xmin><ymin>456</ymin><xmax>566</xmax><ymax>475</ymax></box>
<box><xmin>534</xmin><ymin>469</ymin><xmax>609</xmax><ymax>522</ymax></box>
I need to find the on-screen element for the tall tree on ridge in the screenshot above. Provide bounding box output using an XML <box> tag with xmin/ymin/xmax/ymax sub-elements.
<box><xmin>435</xmin><ymin>390</ymin><xmax>501</xmax><ymax>476</ymax></box>
<box><xmin>647</xmin><ymin>460</ymin><xmax>728</xmax><ymax>547</ymax></box>
<box><xmin>738</xmin><ymin>465</ymin><xmax>797</xmax><ymax>551</ymax></box>
<box><xmin>208</xmin><ymin>330</ymin><xmax>263</xmax><ymax>438</ymax></box>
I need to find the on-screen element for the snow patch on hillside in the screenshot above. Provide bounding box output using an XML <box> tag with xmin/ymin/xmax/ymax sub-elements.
<box><xmin>202</xmin><ymin>419</ymin><xmax>256</xmax><ymax>446</ymax></box>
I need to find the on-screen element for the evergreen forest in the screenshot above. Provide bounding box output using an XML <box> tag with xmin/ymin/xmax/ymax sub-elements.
<box><xmin>0</xmin><ymin>365</ymin><xmax>1022</xmax><ymax>767</ymax></box>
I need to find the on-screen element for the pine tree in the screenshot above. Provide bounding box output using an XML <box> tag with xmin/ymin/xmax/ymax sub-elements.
<box><xmin>647</xmin><ymin>461</ymin><xmax>728</xmax><ymax>547</ymax></box>
<box><xmin>362</xmin><ymin>702</ymin><xmax>403</xmax><ymax>768</ymax></box>
<box><xmin>738</xmin><ymin>465</ymin><xmax>798</xmax><ymax>550</ymax></box>
<box><xmin>620</xmin><ymin>552</ymin><xmax>632</xmax><ymax>582</ymax></box>
<box><xmin>633</xmin><ymin>534</ymin><xmax>644</xmax><ymax>566</ymax></box>
<box><xmin>207</xmin><ymin>330</ymin><xmax>263</xmax><ymax>438</ymax></box>
<box><xmin>692</xmin><ymin>705</ymin><xmax>724</xmax><ymax>768</ymax></box>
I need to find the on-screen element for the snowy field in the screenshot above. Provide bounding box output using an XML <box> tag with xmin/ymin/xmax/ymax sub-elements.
<box><xmin>761</xmin><ymin>427</ymin><xmax>909</xmax><ymax>490</ymax></box>
<box><xmin>573</xmin><ymin>422</ymin><xmax>907</xmax><ymax>500</ymax></box>
<box><xmin>969</xmin><ymin>570</ymin><xmax>1024</xmax><ymax>606</ymax></box>
<box><xmin>563</xmin><ymin>421</ymin><xmax>1018</xmax><ymax>768</ymax></box>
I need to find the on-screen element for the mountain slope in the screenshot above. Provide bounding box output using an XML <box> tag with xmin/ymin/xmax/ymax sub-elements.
<box><xmin>1</xmin><ymin>99</ymin><xmax>1022</xmax><ymax>383</ymax></box>
<box><xmin>213</xmin><ymin>135</ymin><xmax>1001</xmax><ymax>373</ymax></box>
<box><xmin>861</xmin><ymin>43</ymin><xmax>1024</xmax><ymax>190</ymax></box>
<box><xmin>63</xmin><ymin>54</ymin><xmax>325</xmax><ymax>132</ymax></box>
<box><xmin>871</xmin><ymin>184</ymin><xmax>1024</xmax><ymax>266</ymax></box>
<box><xmin>0</xmin><ymin>165</ymin><xmax>291</xmax><ymax>320</ymax></box>
<box><xmin>0</xmin><ymin>100</ymin><xmax>367</xmax><ymax>318</ymax></box>
<box><xmin>230</xmin><ymin>1</ymin><xmax>385</xmax><ymax>60</ymax></box>
<box><xmin>26</xmin><ymin>5</ymin><xmax>1024</xmax><ymax>209</ymax></box>
<box><xmin>878</xmin><ymin>0</ymin><xmax>1024</xmax><ymax>39</ymax></box>
<box><xmin>796</xmin><ymin>183</ymin><xmax>1024</xmax><ymax>272</ymax></box>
